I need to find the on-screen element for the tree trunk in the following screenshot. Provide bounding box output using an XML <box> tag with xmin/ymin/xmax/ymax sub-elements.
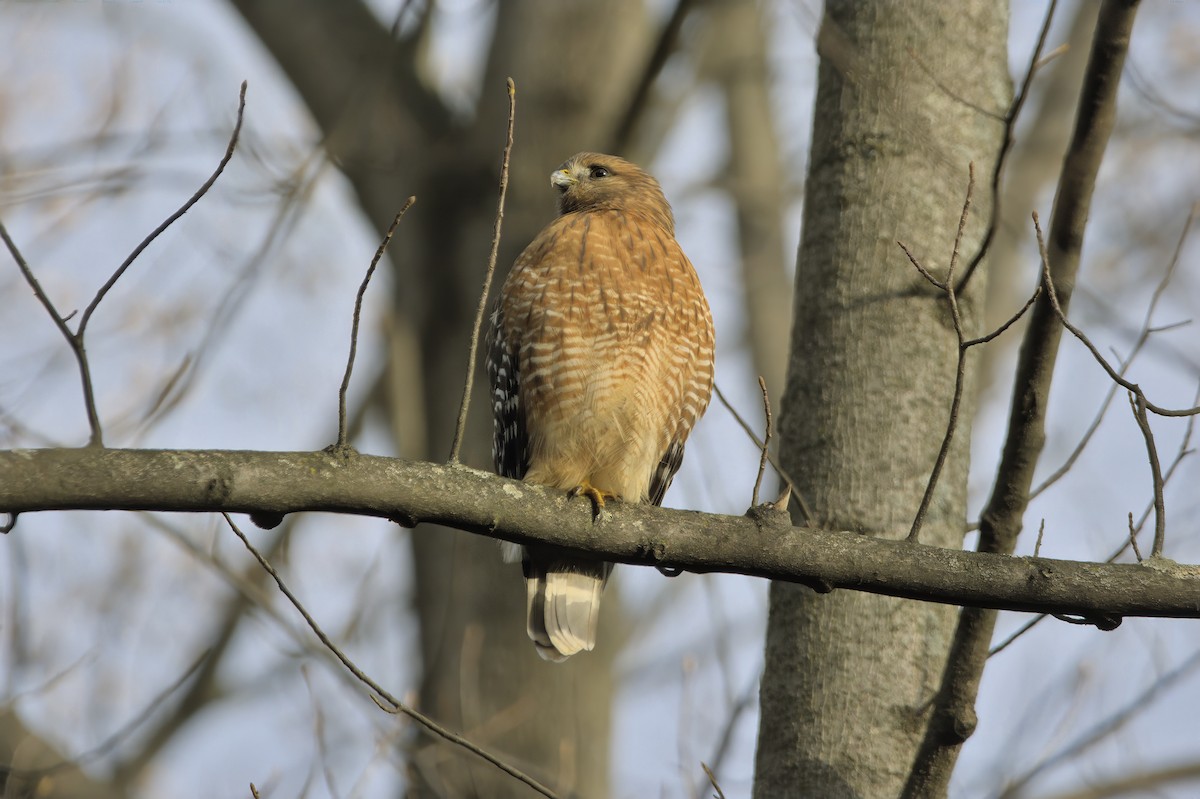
<box><xmin>403</xmin><ymin>4</ymin><xmax>652</xmax><ymax>797</ymax></box>
<box><xmin>229</xmin><ymin>2</ymin><xmax>657</xmax><ymax>795</ymax></box>
<box><xmin>753</xmin><ymin>3</ymin><xmax>1010</xmax><ymax>797</ymax></box>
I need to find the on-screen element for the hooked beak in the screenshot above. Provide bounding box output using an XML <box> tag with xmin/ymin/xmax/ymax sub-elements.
<box><xmin>550</xmin><ymin>168</ymin><xmax>576</xmax><ymax>191</ymax></box>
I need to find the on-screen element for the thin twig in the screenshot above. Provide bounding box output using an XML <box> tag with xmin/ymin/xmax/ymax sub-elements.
<box><xmin>1127</xmin><ymin>512</ymin><xmax>1143</xmax><ymax>562</ymax></box>
<box><xmin>449</xmin><ymin>78</ymin><xmax>516</xmax><ymax>464</ymax></box>
<box><xmin>999</xmin><ymin>646</ymin><xmax>1200</xmax><ymax>798</ymax></box>
<box><xmin>906</xmin><ymin>164</ymin><xmax>974</xmax><ymax>542</ymax></box>
<box><xmin>700</xmin><ymin>762</ymin><xmax>727</xmax><ymax>799</ymax></box>
<box><xmin>962</xmin><ymin>284</ymin><xmax>1042</xmax><ymax>348</ymax></box>
<box><xmin>0</xmin><ymin>220</ymin><xmax>104</xmax><ymax>445</ymax></box>
<box><xmin>1034</xmin><ymin>212</ymin><xmax>1200</xmax><ymax>419</ymax></box>
<box><xmin>79</xmin><ymin>81</ymin><xmax>248</xmax><ymax>337</ymax></box>
<box><xmin>712</xmin><ymin>382</ymin><xmax>813</xmax><ymax>525</ymax></box>
<box><xmin>1034</xmin><ymin>519</ymin><xmax>1045</xmax><ymax>558</ymax></box>
<box><xmin>1028</xmin><ymin>207</ymin><xmax>1193</xmax><ymax>500</ymax></box>
<box><xmin>0</xmin><ymin>81</ymin><xmax>249</xmax><ymax>447</ymax></box>
<box><xmin>956</xmin><ymin>0</ymin><xmax>1058</xmax><ymax>293</ymax></box>
<box><xmin>1128</xmin><ymin>393</ymin><xmax>1167</xmax><ymax>557</ymax></box>
<box><xmin>990</xmin><ymin>399</ymin><xmax>1196</xmax><ymax>656</ymax></box>
<box><xmin>337</xmin><ymin>199</ymin><xmax>415</xmax><ymax>449</ymax></box>
<box><xmin>1</xmin><ymin>648</ymin><xmax>210</xmax><ymax>781</ymax></box>
<box><xmin>751</xmin><ymin>376</ymin><xmax>772</xmax><ymax>506</ymax></box>
<box><xmin>222</xmin><ymin>513</ymin><xmax>560</xmax><ymax>799</ymax></box>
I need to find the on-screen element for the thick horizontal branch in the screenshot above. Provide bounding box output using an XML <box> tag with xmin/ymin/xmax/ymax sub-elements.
<box><xmin>2</xmin><ymin>448</ymin><xmax>1198</xmax><ymax>620</ymax></box>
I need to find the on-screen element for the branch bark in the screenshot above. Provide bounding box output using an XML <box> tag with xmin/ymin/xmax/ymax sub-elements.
<box><xmin>2</xmin><ymin>447</ymin><xmax>1197</xmax><ymax>620</ymax></box>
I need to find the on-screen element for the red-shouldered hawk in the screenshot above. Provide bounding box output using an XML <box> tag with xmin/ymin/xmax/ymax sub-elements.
<box><xmin>487</xmin><ymin>152</ymin><xmax>715</xmax><ymax>661</ymax></box>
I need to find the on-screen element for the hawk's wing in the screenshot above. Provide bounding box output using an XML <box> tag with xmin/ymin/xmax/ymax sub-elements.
<box><xmin>648</xmin><ymin>440</ymin><xmax>685</xmax><ymax>507</ymax></box>
<box><xmin>487</xmin><ymin>306</ymin><xmax>528</xmax><ymax>481</ymax></box>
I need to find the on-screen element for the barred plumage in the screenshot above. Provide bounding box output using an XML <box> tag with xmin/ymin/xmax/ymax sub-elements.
<box><xmin>487</xmin><ymin>152</ymin><xmax>715</xmax><ymax>661</ymax></box>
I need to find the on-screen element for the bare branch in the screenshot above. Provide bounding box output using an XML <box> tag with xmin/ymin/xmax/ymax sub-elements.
<box><xmin>750</xmin><ymin>376</ymin><xmax>772</xmax><ymax>507</ymax></box>
<box><xmin>222</xmin><ymin>512</ymin><xmax>561</xmax><ymax>799</ymax></box>
<box><xmin>449</xmin><ymin>78</ymin><xmax>516</xmax><ymax>464</ymax></box>
<box><xmin>700</xmin><ymin>762</ymin><xmax>727</xmax><ymax>799</ymax></box>
<box><xmin>0</xmin><ymin>82</ymin><xmax>249</xmax><ymax>448</ymax></box>
<box><xmin>904</xmin><ymin>3</ymin><xmax>1144</xmax><ymax>793</ymax></box>
<box><xmin>955</xmin><ymin>0</ymin><xmax>1058</xmax><ymax>292</ymax></box>
<box><xmin>1127</xmin><ymin>511</ymin><xmax>1143</xmax><ymax>562</ymax></box>
<box><xmin>0</xmin><ymin>220</ymin><xmax>104</xmax><ymax>446</ymax></box>
<box><xmin>1035</xmin><ymin>216</ymin><xmax>1200</xmax><ymax>419</ymax></box>
<box><xmin>1128</xmin><ymin>393</ymin><xmax>1167</xmax><ymax>558</ymax></box>
<box><xmin>906</xmin><ymin>163</ymin><xmax>974</xmax><ymax>543</ymax></box>
<box><xmin>1036</xmin><ymin>760</ymin><xmax>1200</xmax><ymax>799</ymax></box>
<box><xmin>3</xmin><ymin>448</ymin><xmax>1200</xmax><ymax>620</ymax></box>
<box><xmin>961</xmin><ymin>283</ymin><xmax>1041</xmax><ymax>349</ymax></box>
<box><xmin>712</xmin><ymin>382</ymin><xmax>813</xmax><ymax>525</ymax></box>
<box><xmin>989</xmin><ymin>392</ymin><xmax>1196</xmax><ymax>655</ymax></box>
<box><xmin>78</xmin><ymin>81</ymin><xmax>248</xmax><ymax>338</ymax></box>
<box><xmin>337</xmin><ymin>199</ymin><xmax>415</xmax><ymax>449</ymax></box>
<box><xmin>1030</xmin><ymin>206</ymin><xmax>1193</xmax><ymax>499</ymax></box>
<box><xmin>999</xmin><ymin>646</ymin><xmax>1200</xmax><ymax>798</ymax></box>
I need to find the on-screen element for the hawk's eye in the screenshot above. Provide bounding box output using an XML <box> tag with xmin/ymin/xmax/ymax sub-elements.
<box><xmin>589</xmin><ymin>165</ymin><xmax>611</xmax><ymax>179</ymax></box>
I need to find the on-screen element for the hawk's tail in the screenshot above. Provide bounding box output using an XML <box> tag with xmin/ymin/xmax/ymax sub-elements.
<box><xmin>522</xmin><ymin>558</ymin><xmax>609</xmax><ymax>662</ymax></box>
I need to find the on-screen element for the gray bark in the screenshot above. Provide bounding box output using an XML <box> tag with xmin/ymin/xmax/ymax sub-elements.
<box><xmin>753</xmin><ymin>3</ymin><xmax>1011</xmax><ymax>797</ymax></box>
<box><xmin>3</xmin><ymin>448</ymin><xmax>1197</xmax><ymax>621</ymax></box>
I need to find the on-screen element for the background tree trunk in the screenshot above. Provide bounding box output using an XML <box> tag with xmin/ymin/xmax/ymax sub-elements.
<box><xmin>753</xmin><ymin>3</ymin><xmax>1011</xmax><ymax>797</ymax></box>
<box><xmin>231</xmin><ymin>2</ymin><xmax>656</xmax><ymax>795</ymax></box>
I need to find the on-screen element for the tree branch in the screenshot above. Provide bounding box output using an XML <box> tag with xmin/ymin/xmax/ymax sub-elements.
<box><xmin>903</xmin><ymin>3</ymin><xmax>1144</xmax><ymax>794</ymax></box>
<box><xmin>2</xmin><ymin>447</ymin><xmax>1198</xmax><ymax>620</ymax></box>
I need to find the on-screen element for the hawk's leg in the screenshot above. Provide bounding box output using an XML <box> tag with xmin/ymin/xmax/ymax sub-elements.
<box><xmin>569</xmin><ymin>480</ymin><xmax>617</xmax><ymax>517</ymax></box>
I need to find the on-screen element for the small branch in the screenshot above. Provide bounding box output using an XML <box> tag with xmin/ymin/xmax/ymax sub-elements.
<box><xmin>750</xmin><ymin>376</ymin><xmax>772</xmax><ymax>507</ymax></box>
<box><xmin>222</xmin><ymin>512</ymin><xmax>560</xmax><ymax>799</ymax></box>
<box><xmin>956</xmin><ymin>0</ymin><xmax>1058</xmax><ymax>293</ymax></box>
<box><xmin>906</xmin><ymin>164</ymin><xmax>975</xmax><ymax>543</ymax></box>
<box><xmin>713</xmin><ymin>382</ymin><xmax>813</xmax><ymax>525</ymax></box>
<box><xmin>904</xmin><ymin>4</ymin><xmax>1143</xmax><ymax>792</ymax></box>
<box><xmin>700</xmin><ymin>762</ymin><xmax>727</xmax><ymax>799</ymax></box>
<box><xmin>1127</xmin><ymin>512</ymin><xmax>1143</xmax><ymax>562</ymax></box>
<box><xmin>0</xmin><ymin>220</ymin><xmax>104</xmax><ymax>446</ymax></box>
<box><xmin>1029</xmin><ymin>207</ymin><xmax>1193</xmax><ymax>499</ymax></box>
<box><xmin>1128</xmin><ymin>393</ymin><xmax>1167</xmax><ymax>557</ymax></box>
<box><xmin>1</xmin><ymin>81</ymin><xmax>249</xmax><ymax>448</ymax></box>
<box><xmin>336</xmin><ymin>199</ymin><xmax>415</xmax><ymax>449</ymax></box>
<box><xmin>1035</xmin><ymin>213</ymin><xmax>1200</xmax><ymax>419</ymax></box>
<box><xmin>990</xmin><ymin>396</ymin><xmax>1196</xmax><ymax>656</ymax></box>
<box><xmin>79</xmin><ymin>81</ymin><xmax>248</xmax><ymax>338</ymax></box>
<box><xmin>999</xmin><ymin>645</ymin><xmax>1200</xmax><ymax>798</ymax></box>
<box><xmin>961</xmin><ymin>283</ymin><xmax>1041</xmax><ymax>348</ymax></box>
<box><xmin>449</xmin><ymin>78</ymin><xmax>516</xmax><ymax>464</ymax></box>
<box><xmin>1</xmin><ymin>512</ymin><xmax>15</xmax><ymax>533</ymax></box>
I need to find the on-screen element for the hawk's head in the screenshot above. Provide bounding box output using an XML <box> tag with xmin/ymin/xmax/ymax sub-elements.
<box><xmin>551</xmin><ymin>152</ymin><xmax>675</xmax><ymax>234</ymax></box>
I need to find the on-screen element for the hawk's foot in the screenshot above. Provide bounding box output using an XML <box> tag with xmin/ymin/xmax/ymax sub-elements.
<box><xmin>569</xmin><ymin>481</ymin><xmax>617</xmax><ymax>516</ymax></box>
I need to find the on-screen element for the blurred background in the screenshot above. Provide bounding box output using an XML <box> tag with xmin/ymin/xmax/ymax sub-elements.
<box><xmin>1</xmin><ymin>1</ymin><xmax>1199</xmax><ymax>797</ymax></box>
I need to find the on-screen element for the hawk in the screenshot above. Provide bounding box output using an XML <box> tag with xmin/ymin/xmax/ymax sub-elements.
<box><xmin>487</xmin><ymin>152</ymin><xmax>715</xmax><ymax>661</ymax></box>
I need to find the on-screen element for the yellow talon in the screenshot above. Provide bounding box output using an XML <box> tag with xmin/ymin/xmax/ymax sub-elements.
<box><xmin>569</xmin><ymin>481</ymin><xmax>616</xmax><ymax>514</ymax></box>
